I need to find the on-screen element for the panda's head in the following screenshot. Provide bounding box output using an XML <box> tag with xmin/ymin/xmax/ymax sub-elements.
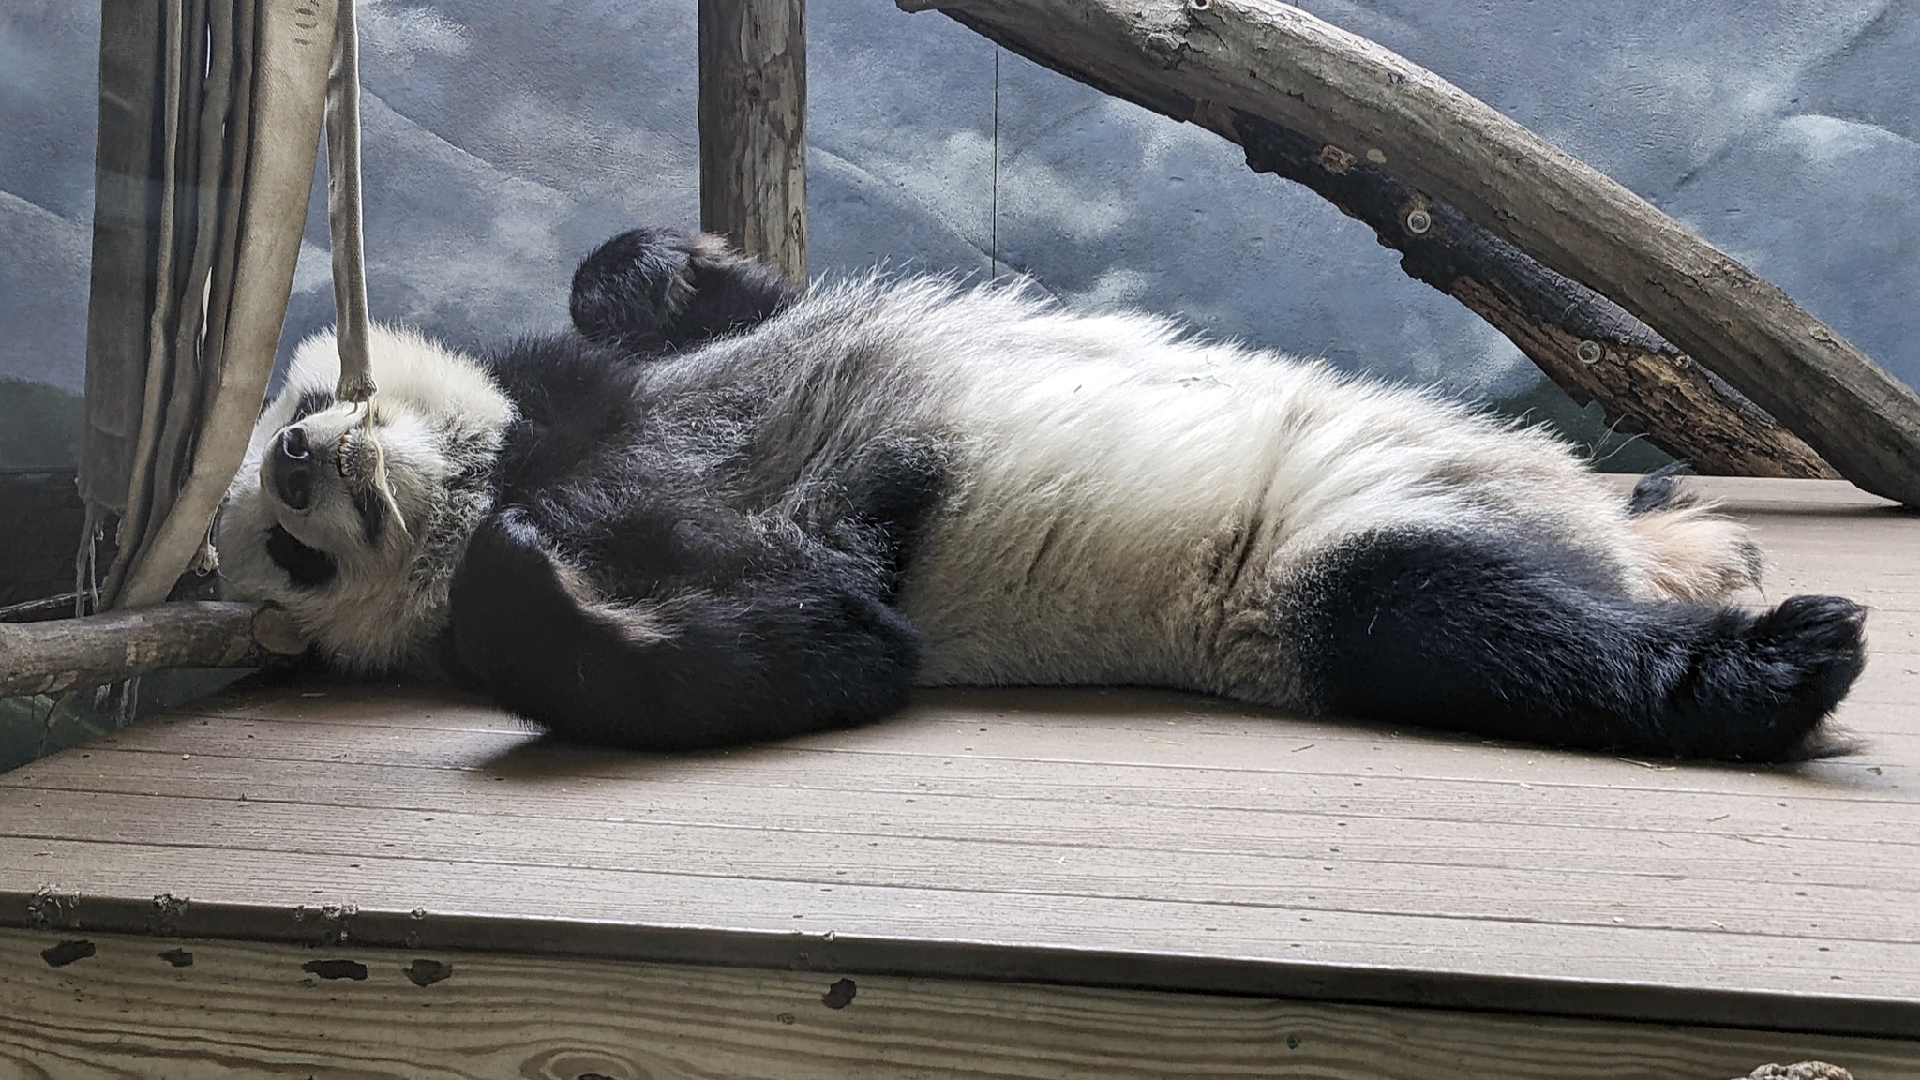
<box><xmin>218</xmin><ymin>325</ymin><xmax>513</xmax><ymax>672</ymax></box>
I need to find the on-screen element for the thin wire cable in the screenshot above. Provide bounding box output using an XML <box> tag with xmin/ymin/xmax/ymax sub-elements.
<box><xmin>990</xmin><ymin>46</ymin><xmax>1000</xmax><ymax>278</ymax></box>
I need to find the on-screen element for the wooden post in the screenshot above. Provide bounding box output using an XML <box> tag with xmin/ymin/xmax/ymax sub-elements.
<box><xmin>698</xmin><ymin>0</ymin><xmax>807</xmax><ymax>285</ymax></box>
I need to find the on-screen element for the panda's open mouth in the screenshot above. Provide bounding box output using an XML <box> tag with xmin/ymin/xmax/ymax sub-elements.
<box><xmin>265</xmin><ymin>522</ymin><xmax>337</xmax><ymax>588</ymax></box>
<box><xmin>268</xmin><ymin>423</ymin><xmax>394</xmax><ymax>545</ymax></box>
<box><xmin>336</xmin><ymin>429</ymin><xmax>393</xmax><ymax>544</ymax></box>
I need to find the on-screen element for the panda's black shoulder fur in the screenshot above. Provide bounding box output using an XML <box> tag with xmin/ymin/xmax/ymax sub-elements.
<box><xmin>446</xmin><ymin>231</ymin><xmax>944</xmax><ymax>749</ymax></box>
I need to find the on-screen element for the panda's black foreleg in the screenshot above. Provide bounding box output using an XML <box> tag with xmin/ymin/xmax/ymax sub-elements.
<box><xmin>813</xmin><ymin>436</ymin><xmax>950</xmax><ymax>601</ymax></box>
<box><xmin>569</xmin><ymin>227</ymin><xmax>798</xmax><ymax>355</ymax></box>
<box><xmin>1292</xmin><ymin>529</ymin><xmax>1866</xmax><ymax>761</ymax></box>
<box><xmin>448</xmin><ymin>507</ymin><xmax>922</xmax><ymax>750</ymax></box>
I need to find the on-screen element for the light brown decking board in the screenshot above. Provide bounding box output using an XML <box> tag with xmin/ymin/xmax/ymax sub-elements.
<box><xmin>2</xmin><ymin>477</ymin><xmax>1916</xmax><ymax>1041</ymax></box>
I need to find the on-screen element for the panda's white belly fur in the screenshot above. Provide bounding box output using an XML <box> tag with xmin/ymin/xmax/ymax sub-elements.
<box><xmin>854</xmin><ymin>290</ymin><xmax>1646</xmax><ymax>702</ymax></box>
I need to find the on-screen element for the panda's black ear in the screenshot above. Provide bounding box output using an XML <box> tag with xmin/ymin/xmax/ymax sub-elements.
<box><xmin>569</xmin><ymin>227</ymin><xmax>798</xmax><ymax>355</ymax></box>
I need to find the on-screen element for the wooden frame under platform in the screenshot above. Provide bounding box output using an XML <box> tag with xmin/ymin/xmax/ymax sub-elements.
<box><xmin>3</xmin><ymin>476</ymin><xmax>1917</xmax><ymax>1078</ymax></box>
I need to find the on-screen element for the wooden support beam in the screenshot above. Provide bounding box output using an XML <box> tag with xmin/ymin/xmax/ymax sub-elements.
<box><xmin>0</xmin><ymin>929</ymin><xmax>1906</xmax><ymax>1079</ymax></box>
<box><xmin>901</xmin><ymin>0</ymin><xmax>1920</xmax><ymax>505</ymax></box>
<box><xmin>698</xmin><ymin>0</ymin><xmax>808</xmax><ymax>285</ymax></box>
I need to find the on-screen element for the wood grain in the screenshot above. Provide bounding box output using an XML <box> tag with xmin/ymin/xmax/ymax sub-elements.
<box><xmin>1</xmin><ymin>478</ymin><xmax>1916</xmax><ymax>1040</ymax></box>
<box><xmin>4</xmin><ymin>930</ymin><xmax>1913</xmax><ymax>1080</ymax></box>
<box><xmin>11</xmin><ymin>828</ymin><xmax>1919</xmax><ymax>1034</ymax></box>
<box><xmin>901</xmin><ymin>0</ymin><xmax>1920</xmax><ymax>507</ymax></box>
<box><xmin>61</xmin><ymin>679</ymin><xmax>1918</xmax><ymax>797</ymax></box>
<box><xmin>12</xmin><ymin>727</ymin><xmax>1916</xmax><ymax>841</ymax></box>
<box><xmin>698</xmin><ymin>0</ymin><xmax>807</xmax><ymax>284</ymax></box>
<box><xmin>10</xmin><ymin>782</ymin><xmax>1919</xmax><ymax>944</ymax></box>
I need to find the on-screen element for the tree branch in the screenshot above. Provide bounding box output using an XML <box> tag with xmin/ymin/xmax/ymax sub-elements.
<box><xmin>0</xmin><ymin>602</ymin><xmax>304</xmax><ymax>698</ymax></box>
<box><xmin>905</xmin><ymin>0</ymin><xmax>1919</xmax><ymax>501</ymax></box>
<box><xmin>1221</xmin><ymin>112</ymin><xmax>1834</xmax><ymax>478</ymax></box>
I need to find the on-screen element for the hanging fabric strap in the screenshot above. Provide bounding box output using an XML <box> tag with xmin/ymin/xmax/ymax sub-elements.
<box><xmin>93</xmin><ymin>0</ymin><xmax>340</xmax><ymax>612</ymax></box>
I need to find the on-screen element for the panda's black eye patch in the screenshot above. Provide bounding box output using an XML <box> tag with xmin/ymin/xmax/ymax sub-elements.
<box><xmin>292</xmin><ymin>389</ymin><xmax>335</xmax><ymax>423</ymax></box>
<box><xmin>266</xmin><ymin>523</ymin><xmax>338</xmax><ymax>588</ymax></box>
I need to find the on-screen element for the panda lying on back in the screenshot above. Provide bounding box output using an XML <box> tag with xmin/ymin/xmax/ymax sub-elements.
<box><xmin>218</xmin><ymin>227</ymin><xmax>1867</xmax><ymax>761</ymax></box>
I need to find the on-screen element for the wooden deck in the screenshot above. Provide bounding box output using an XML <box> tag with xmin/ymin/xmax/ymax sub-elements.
<box><xmin>2</xmin><ymin>476</ymin><xmax>1917</xmax><ymax>1078</ymax></box>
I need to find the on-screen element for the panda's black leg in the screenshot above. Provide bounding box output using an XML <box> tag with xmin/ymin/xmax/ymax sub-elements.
<box><xmin>570</xmin><ymin>227</ymin><xmax>798</xmax><ymax>354</ymax></box>
<box><xmin>1291</xmin><ymin>529</ymin><xmax>1866</xmax><ymax>761</ymax></box>
<box><xmin>449</xmin><ymin>507</ymin><xmax>922</xmax><ymax>750</ymax></box>
<box><xmin>831</xmin><ymin>436</ymin><xmax>950</xmax><ymax>599</ymax></box>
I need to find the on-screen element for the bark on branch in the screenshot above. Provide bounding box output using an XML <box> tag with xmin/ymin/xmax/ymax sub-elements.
<box><xmin>1222</xmin><ymin>113</ymin><xmax>1834</xmax><ymax>478</ymax></box>
<box><xmin>0</xmin><ymin>602</ymin><xmax>305</xmax><ymax>698</ymax></box>
<box><xmin>902</xmin><ymin>0</ymin><xmax>1920</xmax><ymax>502</ymax></box>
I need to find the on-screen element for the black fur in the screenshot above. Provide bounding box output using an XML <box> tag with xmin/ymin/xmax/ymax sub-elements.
<box><xmin>291</xmin><ymin>388</ymin><xmax>335</xmax><ymax>423</ymax></box>
<box><xmin>265</xmin><ymin>523</ymin><xmax>337</xmax><ymax>589</ymax></box>
<box><xmin>434</xmin><ymin>227</ymin><xmax>1863</xmax><ymax>762</ymax></box>
<box><xmin>448</xmin><ymin>233</ymin><xmax>942</xmax><ymax>749</ymax></box>
<box><xmin>449</xmin><ymin>507</ymin><xmax>926</xmax><ymax>749</ymax></box>
<box><xmin>1293</xmin><ymin>529</ymin><xmax>1865</xmax><ymax>761</ymax></box>
<box><xmin>569</xmin><ymin>227</ymin><xmax>798</xmax><ymax>354</ymax></box>
<box><xmin>1628</xmin><ymin>460</ymin><xmax>1690</xmax><ymax>515</ymax></box>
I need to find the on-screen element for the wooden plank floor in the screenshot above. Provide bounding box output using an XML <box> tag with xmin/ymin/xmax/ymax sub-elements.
<box><xmin>2</xmin><ymin>477</ymin><xmax>1917</xmax><ymax>1045</ymax></box>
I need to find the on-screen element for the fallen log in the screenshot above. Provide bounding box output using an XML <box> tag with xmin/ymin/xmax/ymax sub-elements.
<box><xmin>0</xmin><ymin>601</ymin><xmax>304</xmax><ymax>698</ymax></box>
<box><xmin>903</xmin><ymin>0</ymin><xmax>1919</xmax><ymax>503</ymax></box>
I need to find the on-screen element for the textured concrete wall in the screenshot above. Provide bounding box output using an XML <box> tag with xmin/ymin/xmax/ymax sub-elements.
<box><xmin>1</xmin><ymin>0</ymin><xmax>1914</xmax><ymax>447</ymax></box>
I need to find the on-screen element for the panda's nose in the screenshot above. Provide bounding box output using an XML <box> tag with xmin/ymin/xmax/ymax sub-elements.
<box><xmin>269</xmin><ymin>426</ymin><xmax>315</xmax><ymax>511</ymax></box>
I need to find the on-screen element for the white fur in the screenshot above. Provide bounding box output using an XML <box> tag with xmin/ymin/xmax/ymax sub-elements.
<box><xmin>220</xmin><ymin>282</ymin><xmax>1758</xmax><ymax>709</ymax></box>
<box><xmin>218</xmin><ymin>325</ymin><xmax>513</xmax><ymax>671</ymax></box>
<box><xmin>720</xmin><ymin>279</ymin><xmax>1760</xmax><ymax>702</ymax></box>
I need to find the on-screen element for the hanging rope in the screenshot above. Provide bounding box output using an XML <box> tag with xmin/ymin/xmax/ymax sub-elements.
<box><xmin>323</xmin><ymin>0</ymin><xmax>407</xmax><ymax>536</ymax></box>
<box><xmin>989</xmin><ymin>45</ymin><xmax>1000</xmax><ymax>278</ymax></box>
<box><xmin>325</xmin><ymin>0</ymin><xmax>375</xmax><ymax>406</ymax></box>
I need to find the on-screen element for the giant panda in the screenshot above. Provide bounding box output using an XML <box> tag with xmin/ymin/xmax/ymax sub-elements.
<box><xmin>216</xmin><ymin>227</ymin><xmax>1868</xmax><ymax>761</ymax></box>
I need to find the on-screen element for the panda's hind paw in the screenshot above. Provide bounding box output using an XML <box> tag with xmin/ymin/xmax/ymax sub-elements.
<box><xmin>1675</xmin><ymin>594</ymin><xmax>1867</xmax><ymax>761</ymax></box>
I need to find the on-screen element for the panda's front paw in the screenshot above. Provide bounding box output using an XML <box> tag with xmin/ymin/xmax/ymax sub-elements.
<box><xmin>569</xmin><ymin>227</ymin><xmax>693</xmax><ymax>351</ymax></box>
